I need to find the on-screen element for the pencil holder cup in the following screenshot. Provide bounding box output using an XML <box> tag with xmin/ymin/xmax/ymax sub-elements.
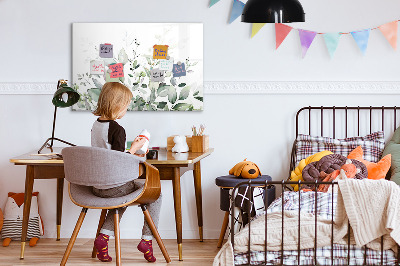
<box><xmin>191</xmin><ymin>135</ymin><xmax>209</xmax><ymax>153</ymax></box>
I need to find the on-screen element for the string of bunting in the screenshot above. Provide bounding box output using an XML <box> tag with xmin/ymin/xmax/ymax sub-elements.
<box><xmin>209</xmin><ymin>0</ymin><xmax>399</xmax><ymax>58</ymax></box>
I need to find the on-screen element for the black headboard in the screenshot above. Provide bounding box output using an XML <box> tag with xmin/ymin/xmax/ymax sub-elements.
<box><xmin>289</xmin><ymin>106</ymin><xmax>400</xmax><ymax>179</ymax></box>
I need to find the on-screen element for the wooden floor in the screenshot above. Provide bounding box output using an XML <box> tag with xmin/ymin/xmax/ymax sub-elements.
<box><xmin>0</xmin><ymin>239</ymin><xmax>221</xmax><ymax>265</ymax></box>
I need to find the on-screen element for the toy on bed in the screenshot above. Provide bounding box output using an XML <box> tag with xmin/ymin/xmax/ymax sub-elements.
<box><xmin>301</xmin><ymin>154</ymin><xmax>368</xmax><ymax>191</ymax></box>
<box><xmin>348</xmin><ymin>146</ymin><xmax>391</xmax><ymax>180</ymax></box>
<box><xmin>289</xmin><ymin>150</ymin><xmax>333</xmax><ymax>191</ymax></box>
<box><xmin>1</xmin><ymin>192</ymin><xmax>44</xmax><ymax>247</ymax></box>
<box><xmin>229</xmin><ymin>159</ymin><xmax>261</xmax><ymax>179</ymax></box>
<box><xmin>317</xmin><ymin>159</ymin><xmax>360</xmax><ymax>192</ymax></box>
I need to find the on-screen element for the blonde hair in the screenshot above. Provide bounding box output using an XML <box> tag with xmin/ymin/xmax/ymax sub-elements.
<box><xmin>93</xmin><ymin>82</ymin><xmax>133</xmax><ymax>120</ymax></box>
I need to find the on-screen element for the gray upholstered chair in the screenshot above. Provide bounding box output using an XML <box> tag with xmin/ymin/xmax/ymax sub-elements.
<box><xmin>60</xmin><ymin>146</ymin><xmax>171</xmax><ymax>265</ymax></box>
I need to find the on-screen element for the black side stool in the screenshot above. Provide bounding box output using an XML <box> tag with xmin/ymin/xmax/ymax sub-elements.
<box><xmin>215</xmin><ymin>175</ymin><xmax>275</xmax><ymax>248</ymax></box>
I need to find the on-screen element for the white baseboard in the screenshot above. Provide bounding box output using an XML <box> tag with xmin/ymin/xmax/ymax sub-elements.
<box><xmin>1</xmin><ymin>81</ymin><xmax>400</xmax><ymax>94</ymax></box>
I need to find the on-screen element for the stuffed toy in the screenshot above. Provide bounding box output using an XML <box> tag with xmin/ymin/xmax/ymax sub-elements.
<box><xmin>317</xmin><ymin>160</ymin><xmax>360</xmax><ymax>193</ymax></box>
<box><xmin>301</xmin><ymin>154</ymin><xmax>368</xmax><ymax>191</ymax></box>
<box><xmin>348</xmin><ymin>146</ymin><xmax>391</xmax><ymax>180</ymax></box>
<box><xmin>229</xmin><ymin>159</ymin><xmax>261</xmax><ymax>179</ymax></box>
<box><xmin>172</xmin><ymin>135</ymin><xmax>189</xmax><ymax>153</ymax></box>
<box><xmin>1</xmin><ymin>192</ymin><xmax>44</xmax><ymax>247</ymax></box>
<box><xmin>289</xmin><ymin>150</ymin><xmax>333</xmax><ymax>191</ymax></box>
<box><xmin>0</xmin><ymin>208</ymin><xmax>3</xmax><ymax>232</ymax></box>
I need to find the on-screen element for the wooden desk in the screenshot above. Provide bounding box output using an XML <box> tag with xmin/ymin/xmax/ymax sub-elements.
<box><xmin>10</xmin><ymin>147</ymin><xmax>213</xmax><ymax>261</ymax></box>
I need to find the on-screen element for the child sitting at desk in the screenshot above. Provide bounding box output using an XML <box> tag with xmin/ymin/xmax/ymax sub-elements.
<box><xmin>91</xmin><ymin>82</ymin><xmax>162</xmax><ymax>263</ymax></box>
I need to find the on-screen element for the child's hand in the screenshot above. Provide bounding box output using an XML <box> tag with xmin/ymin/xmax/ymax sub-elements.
<box><xmin>134</xmin><ymin>149</ymin><xmax>149</xmax><ymax>157</ymax></box>
<box><xmin>129</xmin><ymin>137</ymin><xmax>147</xmax><ymax>155</ymax></box>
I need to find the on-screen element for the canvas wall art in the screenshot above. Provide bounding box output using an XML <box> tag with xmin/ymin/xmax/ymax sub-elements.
<box><xmin>72</xmin><ymin>23</ymin><xmax>203</xmax><ymax>111</ymax></box>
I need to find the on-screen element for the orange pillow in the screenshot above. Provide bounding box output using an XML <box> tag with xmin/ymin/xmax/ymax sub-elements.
<box><xmin>347</xmin><ymin>146</ymin><xmax>391</xmax><ymax>180</ymax></box>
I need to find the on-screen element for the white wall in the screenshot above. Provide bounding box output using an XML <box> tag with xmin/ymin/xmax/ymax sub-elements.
<box><xmin>1</xmin><ymin>0</ymin><xmax>400</xmax><ymax>239</ymax></box>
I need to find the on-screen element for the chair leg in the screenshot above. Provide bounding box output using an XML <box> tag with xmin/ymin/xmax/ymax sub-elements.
<box><xmin>114</xmin><ymin>209</ymin><xmax>121</xmax><ymax>266</ymax></box>
<box><xmin>217</xmin><ymin>211</ymin><xmax>230</xmax><ymax>248</ymax></box>
<box><xmin>91</xmin><ymin>209</ymin><xmax>108</xmax><ymax>258</ymax></box>
<box><xmin>60</xmin><ymin>208</ymin><xmax>88</xmax><ymax>266</ymax></box>
<box><xmin>141</xmin><ymin>205</ymin><xmax>171</xmax><ymax>263</ymax></box>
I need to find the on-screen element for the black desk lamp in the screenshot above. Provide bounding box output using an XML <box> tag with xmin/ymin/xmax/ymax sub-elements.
<box><xmin>38</xmin><ymin>79</ymin><xmax>80</xmax><ymax>154</ymax></box>
<box><xmin>241</xmin><ymin>0</ymin><xmax>305</xmax><ymax>23</ymax></box>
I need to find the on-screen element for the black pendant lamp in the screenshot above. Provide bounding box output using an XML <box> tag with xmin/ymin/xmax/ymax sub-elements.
<box><xmin>242</xmin><ymin>0</ymin><xmax>305</xmax><ymax>23</ymax></box>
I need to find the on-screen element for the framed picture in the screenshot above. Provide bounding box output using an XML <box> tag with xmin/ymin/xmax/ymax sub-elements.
<box><xmin>72</xmin><ymin>23</ymin><xmax>203</xmax><ymax>111</ymax></box>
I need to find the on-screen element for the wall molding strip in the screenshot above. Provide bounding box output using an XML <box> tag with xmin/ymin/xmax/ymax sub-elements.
<box><xmin>0</xmin><ymin>81</ymin><xmax>399</xmax><ymax>95</ymax></box>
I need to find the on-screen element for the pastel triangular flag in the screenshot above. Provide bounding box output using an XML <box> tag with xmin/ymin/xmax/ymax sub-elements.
<box><xmin>378</xmin><ymin>21</ymin><xmax>398</xmax><ymax>50</ymax></box>
<box><xmin>298</xmin><ymin>29</ymin><xmax>317</xmax><ymax>58</ymax></box>
<box><xmin>251</xmin><ymin>23</ymin><xmax>266</xmax><ymax>38</ymax></box>
<box><xmin>209</xmin><ymin>0</ymin><xmax>220</xmax><ymax>7</ymax></box>
<box><xmin>229</xmin><ymin>0</ymin><xmax>245</xmax><ymax>24</ymax></box>
<box><xmin>323</xmin><ymin>33</ymin><xmax>341</xmax><ymax>58</ymax></box>
<box><xmin>275</xmin><ymin>23</ymin><xmax>293</xmax><ymax>49</ymax></box>
<box><xmin>351</xmin><ymin>29</ymin><xmax>370</xmax><ymax>55</ymax></box>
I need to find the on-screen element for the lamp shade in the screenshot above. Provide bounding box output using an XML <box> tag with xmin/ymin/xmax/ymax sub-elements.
<box><xmin>242</xmin><ymin>0</ymin><xmax>305</xmax><ymax>23</ymax></box>
<box><xmin>52</xmin><ymin>85</ymin><xmax>80</xmax><ymax>108</ymax></box>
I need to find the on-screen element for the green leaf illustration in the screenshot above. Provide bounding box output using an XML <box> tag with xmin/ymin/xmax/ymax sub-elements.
<box><xmin>156</xmin><ymin>102</ymin><xmax>168</xmax><ymax>109</ymax></box>
<box><xmin>195</xmin><ymin>96</ymin><xmax>203</xmax><ymax>102</ymax></box>
<box><xmin>88</xmin><ymin>88</ymin><xmax>101</xmax><ymax>102</ymax></box>
<box><xmin>158</xmin><ymin>84</ymin><xmax>172</xmax><ymax>97</ymax></box>
<box><xmin>178</xmin><ymin>83</ymin><xmax>186</xmax><ymax>87</ymax></box>
<box><xmin>168</xmin><ymin>86</ymin><xmax>177</xmax><ymax>104</ymax></box>
<box><xmin>92</xmin><ymin>78</ymin><xmax>103</xmax><ymax>89</ymax></box>
<box><xmin>150</xmin><ymin>87</ymin><xmax>156</xmax><ymax>103</ymax></box>
<box><xmin>172</xmin><ymin>103</ymin><xmax>192</xmax><ymax>111</ymax></box>
<box><xmin>179</xmin><ymin>86</ymin><xmax>190</xmax><ymax>100</ymax></box>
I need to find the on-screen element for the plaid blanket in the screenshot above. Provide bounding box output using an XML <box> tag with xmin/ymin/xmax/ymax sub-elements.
<box><xmin>234</xmin><ymin>191</ymin><xmax>397</xmax><ymax>265</ymax></box>
<box><xmin>235</xmin><ymin>244</ymin><xmax>397</xmax><ymax>265</ymax></box>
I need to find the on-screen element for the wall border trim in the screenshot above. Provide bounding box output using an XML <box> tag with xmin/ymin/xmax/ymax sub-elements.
<box><xmin>0</xmin><ymin>81</ymin><xmax>399</xmax><ymax>95</ymax></box>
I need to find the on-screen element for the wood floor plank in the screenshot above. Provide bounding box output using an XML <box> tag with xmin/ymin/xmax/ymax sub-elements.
<box><xmin>0</xmin><ymin>239</ymin><xmax>221</xmax><ymax>265</ymax></box>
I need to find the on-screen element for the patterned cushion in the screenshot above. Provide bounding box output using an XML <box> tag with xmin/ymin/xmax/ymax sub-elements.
<box><xmin>295</xmin><ymin>131</ymin><xmax>385</xmax><ymax>166</ymax></box>
<box><xmin>1</xmin><ymin>217</ymin><xmax>40</xmax><ymax>240</ymax></box>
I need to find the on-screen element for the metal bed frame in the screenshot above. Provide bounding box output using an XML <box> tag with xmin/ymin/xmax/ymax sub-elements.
<box><xmin>230</xmin><ymin>106</ymin><xmax>400</xmax><ymax>266</ymax></box>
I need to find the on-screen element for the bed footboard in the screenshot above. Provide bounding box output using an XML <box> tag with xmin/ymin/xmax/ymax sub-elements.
<box><xmin>230</xmin><ymin>180</ymin><xmax>400</xmax><ymax>266</ymax></box>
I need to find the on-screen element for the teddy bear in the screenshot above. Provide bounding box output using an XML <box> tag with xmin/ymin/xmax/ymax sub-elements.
<box><xmin>1</xmin><ymin>192</ymin><xmax>44</xmax><ymax>247</ymax></box>
<box><xmin>229</xmin><ymin>159</ymin><xmax>261</xmax><ymax>179</ymax></box>
<box><xmin>172</xmin><ymin>135</ymin><xmax>189</xmax><ymax>153</ymax></box>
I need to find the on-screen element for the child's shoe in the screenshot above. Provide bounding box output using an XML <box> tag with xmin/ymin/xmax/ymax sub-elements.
<box><xmin>137</xmin><ymin>239</ymin><xmax>156</xmax><ymax>262</ymax></box>
<box><xmin>94</xmin><ymin>233</ymin><xmax>112</xmax><ymax>262</ymax></box>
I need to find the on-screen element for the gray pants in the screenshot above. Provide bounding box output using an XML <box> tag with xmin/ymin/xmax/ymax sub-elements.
<box><xmin>92</xmin><ymin>180</ymin><xmax>162</xmax><ymax>240</ymax></box>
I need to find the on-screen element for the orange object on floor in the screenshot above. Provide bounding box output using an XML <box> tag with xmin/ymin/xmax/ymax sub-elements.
<box><xmin>29</xmin><ymin>237</ymin><xmax>39</xmax><ymax>247</ymax></box>
<box><xmin>3</xmin><ymin>238</ymin><xmax>11</xmax><ymax>247</ymax></box>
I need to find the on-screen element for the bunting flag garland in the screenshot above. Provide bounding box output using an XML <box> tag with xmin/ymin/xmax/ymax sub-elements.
<box><xmin>207</xmin><ymin>5</ymin><xmax>400</xmax><ymax>57</ymax></box>
<box><xmin>323</xmin><ymin>33</ymin><xmax>341</xmax><ymax>58</ymax></box>
<box><xmin>298</xmin><ymin>30</ymin><xmax>317</xmax><ymax>58</ymax></box>
<box><xmin>229</xmin><ymin>0</ymin><xmax>245</xmax><ymax>24</ymax></box>
<box><xmin>351</xmin><ymin>29</ymin><xmax>370</xmax><ymax>55</ymax></box>
<box><xmin>209</xmin><ymin>0</ymin><xmax>221</xmax><ymax>8</ymax></box>
<box><xmin>378</xmin><ymin>21</ymin><xmax>398</xmax><ymax>50</ymax></box>
<box><xmin>251</xmin><ymin>23</ymin><xmax>266</xmax><ymax>38</ymax></box>
<box><xmin>275</xmin><ymin>23</ymin><xmax>293</xmax><ymax>49</ymax></box>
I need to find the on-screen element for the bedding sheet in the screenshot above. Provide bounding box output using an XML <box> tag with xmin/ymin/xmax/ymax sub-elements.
<box><xmin>232</xmin><ymin>191</ymin><xmax>397</xmax><ymax>265</ymax></box>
